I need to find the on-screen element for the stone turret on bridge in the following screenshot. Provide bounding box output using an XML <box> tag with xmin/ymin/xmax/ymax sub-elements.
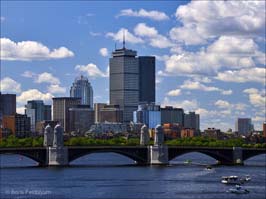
<box><xmin>140</xmin><ymin>125</ymin><xmax>150</xmax><ymax>146</ymax></box>
<box><xmin>149</xmin><ymin>125</ymin><xmax>169</xmax><ymax>165</ymax></box>
<box><xmin>45</xmin><ymin>124</ymin><xmax>68</xmax><ymax>166</ymax></box>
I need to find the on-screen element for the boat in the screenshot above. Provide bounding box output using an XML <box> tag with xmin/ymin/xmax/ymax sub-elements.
<box><xmin>205</xmin><ymin>165</ymin><xmax>212</xmax><ymax>170</ymax></box>
<box><xmin>228</xmin><ymin>185</ymin><xmax>249</xmax><ymax>194</ymax></box>
<box><xmin>184</xmin><ymin>160</ymin><xmax>192</xmax><ymax>164</ymax></box>
<box><xmin>240</xmin><ymin>175</ymin><xmax>251</xmax><ymax>182</ymax></box>
<box><xmin>221</xmin><ymin>176</ymin><xmax>243</xmax><ymax>184</ymax></box>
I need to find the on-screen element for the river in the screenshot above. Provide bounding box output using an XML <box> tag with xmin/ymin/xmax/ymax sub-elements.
<box><xmin>0</xmin><ymin>152</ymin><xmax>265</xmax><ymax>199</ymax></box>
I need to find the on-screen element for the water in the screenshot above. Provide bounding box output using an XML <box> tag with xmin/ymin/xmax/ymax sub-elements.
<box><xmin>0</xmin><ymin>152</ymin><xmax>265</xmax><ymax>199</ymax></box>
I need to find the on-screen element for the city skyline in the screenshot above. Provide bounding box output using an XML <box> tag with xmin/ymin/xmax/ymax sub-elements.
<box><xmin>0</xmin><ymin>1</ymin><xmax>265</xmax><ymax>131</ymax></box>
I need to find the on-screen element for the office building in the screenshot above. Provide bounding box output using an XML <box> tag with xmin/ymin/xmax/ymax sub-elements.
<box><xmin>52</xmin><ymin>97</ymin><xmax>81</xmax><ymax>133</ymax></box>
<box><xmin>161</xmin><ymin>106</ymin><xmax>184</xmax><ymax>126</ymax></box>
<box><xmin>99</xmin><ymin>104</ymin><xmax>123</xmax><ymax>123</ymax></box>
<box><xmin>181</xmin><ymin>128</ymin><xmax>197</xmax><ymax>138</ymax></box>
<box><xmin>94</xmin><ymin>103</ymin><xmax>107</xmax><ymax>123</ymax></box>
<box><xmin>70</xmin><ymin>75</ymin><xmax>93</xmax><ymax>108</ymax></box>
<box><xmin>184</xmin><ymin>112</ymin><xmax>200</xmax><ymax>130</ymax></box>
<box><xmin>203</xmin><ymin>128</ymin><xmax>223</xmax><ymax>139</ymax></box>
<box><xmin>69</xmin><ymin>105</ymin><xmax>94</xmax><ymax>135</ymax></box>
<box><xmin>25</xmin><ymin>100</ymin><xmax>51</xmax><ymax>132</ymax></box>
<box><xmin>109</xmin><ymin>41</ymin><xmax>156</xmax><ymax>122</ymax></box>
<box><xmin>0</xmin><ymin>93</ymin><xmax>16</xmax><ymax>116</ymax></box>
<box><xmin>263</xmin><ymin>122</ymin><xmax>266</xmax><ymax>138</ymax></box>
<box><xmin>2</xmin><ymin>114</ymin><xmax>30</xmax><ymax>138</ymax></box>
<box><xmin>138</xmin><ymin>56</ymin><xmax>155</xmax><ymax>103</ymax></box>
<box><xmin>133</xmin><ymin>103</ymin><xmax>161</xmax><ymax>129</ymax></box>
<box><xmin>235</xmin><ymin>118</ymin><xmax>253</xmax><ymax>135</ymax></box>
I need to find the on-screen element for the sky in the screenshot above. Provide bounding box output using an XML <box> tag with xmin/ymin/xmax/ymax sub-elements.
<box><xmin>0</xmin><ymin>1</ymin><xmax>265</xmax><ymax>131</ymax></box>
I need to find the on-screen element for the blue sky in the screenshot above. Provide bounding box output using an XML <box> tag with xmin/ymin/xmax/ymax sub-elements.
<box><xmin>1</xmin><ymin>1</ymin><xmax>265</xmax><ymax>131</ymax></box>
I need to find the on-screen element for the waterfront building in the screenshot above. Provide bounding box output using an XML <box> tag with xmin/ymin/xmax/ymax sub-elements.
<box><xmin>109</xmin><ymin>41</ymin><xmax>156</xmax><ymax>122</ymax></box>
<box><xmin>184</xmin><ymin>112</ymin><xmax>200</xmax><ymax>131</ymax></box>
<box><xmin>133</xmin><ymin>103</ymin><xmax>161</xmax><ymax>129</ymax></box>
<box><xmin>25</xmin><ymin>100</ymin><xmax>51</xmax><ymax>132</ymax></box>
<box><xmin>99</xmin><ymin>104</ymin><xmax>123</xmax><ymax>123</ymax></box>
<box><xmin>235</xmin><ymin>118</ymin><xmax>253</xmax><ymax>135</ymax></box>
<box><xmin>52</xmin><ymin>97</ymin><xmax>81</xmax><ymax>133</ymax></box>
<box><xmin>263</xmin><ymin>122</ymin><xmax>266</xmax><ymax>138</ymax></box>
<box><xmin>161</xmin><ymin>106</ymin><xmax>184</xmax><ymax>126</ymax></box>
<box><xmin>0</xmin><ymin>93</ymin><xmax>16</xmax><ymax>116</ymax></box>
<box><xmin>94</xmin><ymin>103</ymin><xmax>107</xmax><ymax>123</ymax></box>
<box><xmin>203</xmin><ymin>128</ymin><xmax>223</xmax><ymax>139</ymax></box>
<box><xmin>87</xmin><ymin>122</ymin><xmax>127</xmax><ymax>134</ymax></box>
<box><xmin>163</xmin><ymin>123</ymin><xmax>182</xmax><ymax>139</ymax></box>
<box><xmin>2</xmin><ymin>114</ymin><xmax>30</xmax><ymax>138</ymax></box>
<box><xmin>69</xmin><ymin>105</ymin><xmax>94</xmax><ymax>136</ymax></box>
<box><xmin>70</xmin><ymin>75</ymin><xmax>93</xmax><ymax>108</ymax></box>
<box><xmin>181</xmin><ymin>128</ymin><xmax>196</xmax><ymax>138</ymax></box>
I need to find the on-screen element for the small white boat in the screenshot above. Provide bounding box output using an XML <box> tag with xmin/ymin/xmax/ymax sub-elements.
<box><xmin>228</xmin><ymin>185</ymin><xmax>249</xmax><ymax>194</ymax></box>
<box><xmin>221</xmin><ymin>176</ymin><xmax>243</xmax><ymax>184</ymax></box>
<box><xmin>240</xmin><ymin>175</ymin><xmax>251</xmax><ymax>182</ymax></box>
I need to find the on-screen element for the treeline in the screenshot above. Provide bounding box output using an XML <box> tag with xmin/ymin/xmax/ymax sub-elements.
<box><xmin>0</xmin><ymin>136</ymin><xmax>265</xmax><ymax>148</ymax></box>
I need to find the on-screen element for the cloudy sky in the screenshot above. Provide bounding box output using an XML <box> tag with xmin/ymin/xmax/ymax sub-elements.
<box><xmin>1</xmin><ymin>1</ymin><xmax>265</xmax><ymax>131</ymax></box>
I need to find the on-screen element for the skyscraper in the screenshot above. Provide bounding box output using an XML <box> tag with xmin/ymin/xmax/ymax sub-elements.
<box><xmin>110</xmin><ymin>47</ymin><xmax>139</xmax><ymax>122</ymax></box>
<box><xmin>25</xmin><ymin>100</ymin><xmax>51</xmax><ymax>132</ymax></box>
<box><xmin>235</xmin><ymin>118</ymin><xmax>253</xmax><ymax>135</ymax></box>
<box><xmin>138</xmin><ymin>56</ymin><xmax>155</xmax><ymax>103</ymax></box>
<box><xmin>0</xmin><ymin>93</ymin><xmax>16</xmax><ymax>116</ymax></box>
<box><xmin>161</xmin><ymin>106</ymin><xmax>184</xmax><ymax>126</ymax></box>
<box><xmin>70</xmin><ymin>75</ymin><xmax>93</xmax><ymax>108</ymax></box>
<box><xmin>52</xmin><ymin>97</ymin><xmax>81</xmax><ymax>133</ymax></box>
<box><xmin>184</xmin><ymin>112</ymin><xmax>200</xmax><ymax>131</ymax></box>
<box><xmin>109</xmin><ymin>42</ymin><xmax>155</xmax><ymax>122</ymax></box>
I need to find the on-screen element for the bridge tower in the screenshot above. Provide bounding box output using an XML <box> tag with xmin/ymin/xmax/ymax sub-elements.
<box><xmin>149</xmin><ymin>124</ymin><xmax>169</xmax><ymax>165</ymax></box>
<box><xmin>43</xmin><ymin>124</ymin><xmax>53</xmax><ymax>147</ymax></box>
<box><xmin>140</xmin><ymin>124</ymin><xmax>150</xmax><ymax>145</ymax></box>
<box><xmin>48</xmin><ymin>124</ymin><xmax>68</xmax><ymax>166</ymax></box>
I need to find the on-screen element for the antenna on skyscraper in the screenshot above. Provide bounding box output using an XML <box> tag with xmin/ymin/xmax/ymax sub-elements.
<box><xmin>123</xmin><ymin>30</ymin><xmax>126</xmax><ymax>49</ymax></box>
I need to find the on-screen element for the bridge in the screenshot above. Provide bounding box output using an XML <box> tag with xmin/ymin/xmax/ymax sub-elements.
<box><xmin>0</xmin><ymin>146</ymin><xmax>265</xmax><ymax>166</ymax></box>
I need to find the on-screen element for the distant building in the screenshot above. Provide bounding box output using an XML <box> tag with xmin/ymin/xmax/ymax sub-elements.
<box><xmin>133</xmin><ymin>103</ymin><xmax>161</xmax><ymax>129</ymax></box>
<box><xmin>184</xmin><ymin>112</ymin><xmax>200</xmax><ymax>131</ymax></box>
<box><xmin>25</xmin><ymin>100</ymin><xmax>51</xmax><ymax>132</ymax></box>
<box><xmin>35</xmin><ymin>120</ymin><xmax>58</xmax><ymax>135</ymax></box>
<box><xmin>161</xmin><ymin>106</ymin><xmax>184</xmax><ymax>126</ymax></box>
<box><xmin>109</xmin><ymin>44</ymin><xmax>156</xmax><ymax>122</ymax></box>
<box><xmin>70</xmin><ymin>75</ymin><xmax>93</xmax><ymax>108</ymax></box>
<box><xmin>203</xmin><ymin>128</ymin><xmax>223</xmax><ymax>139</ymax></box>
<box><xmin>235</xmin><ymin>118</ymin><xmax>253</xmax><ymax>135</ymax></box>
<box><xmin>2</xmin><ymin>114</ymin><xmax>30</xmax><ymax>138</ymax></box>
<box><xmin>69</xmin><ymin>105</ymin><xmax>94</xmax><ymax>135</ymax></box>
<box><xmin>87</xmin><ymin>122</ymin><xmax>127</xmax><ymax>134</ymax></box>
<box><xmin>181</xmin><ymin>128</ymin><xmax>196</xmax><ymax>138</ymax></box>
<box><xmin>138</xmin><ymin>56</ymin><xmax>155</xmax><ymax>103</ymax></box>
<box><xmin>94</xmin><ymin>103</ymin><xmax>107</xmax><ymax>123</ymax></box>
<box><xmin>0</xmin><ymin>93</ymin><xmax>16</xmax><ymax>116</ymax></box>
<box><xmin>99</xmin><ymin>104</ymin><xmax>123</xmax><ymax>123</ymax></box>
<box><xmin>263</xmin><ymin>122</ymin><xmax>266</xmax><ymax>138</ymax></box>
<box><xmin>163</xmin><ymin>123</ymin><xmax>182</xmax><ymax>139</ymax></box>
<box><xmin>52</xmin><ymin>97</ymin><xmax>81</xmax><ymax>133</ymax></box>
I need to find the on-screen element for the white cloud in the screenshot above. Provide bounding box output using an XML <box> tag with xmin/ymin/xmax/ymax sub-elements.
<box><xmin>17</xmin><ymin>89</ymin><xmax>54</xmax><ymax>105</ymax></box>
<box><xmin>161</xmin><ymin>97</ymin><xmax>198</xmax><ymax>111</ymax></box>
<box><xmin>0</xmin><ymin>38</ymin><xmax>74</xmax><ymax>61</ymax></box>
<box><xmin>47</xmin><ymin>84</ymin><xmax>66</xmax><ymax>94</ymax></box>
<box><xmin>0</xmin><ymin>16</ymin><xmax>5</xmax><ymax>22</ymax></box>
<box><xmin>35</xmin><ymin>72</ymin><xmax>60</xmax><ymax>84</ymax></box>
<box><xmin>117</xmin><ymin>8</ymin><xmax>169</xmax><ymax>21</ymax></box>
<box><xmin>0</xmin><ymin>77</ymin><xmax>21</xmax><ymax>93</ymax></box>
<box><xmin>89</xmin><ymin>31</ymin><xmax>101</xmax><ymax>37</ymax></box>
<box><xmin>21</xmin><ymin>71</ymin><xmax>35</xmax><ymax>78</ymax></box>
<box><xmin>75</xmin><ymin>63</ymin><xmax>108</xmax><ymax>78</ymax></box>
<box><xmin>180</xmin><ymin>80</ymin><xmax>232</xmax><ymax>95</ymax></box>
<box><xmin>167</xmin><ymin>89</ymin><xmax>181</xmax><ymax>96</ymax></box>
<box><xmin>216</xmin><ymin>67</ymin><xmax>265</xmax><ymax>84</ymax></box>
<box><xmin>215</xmin><ymin>100</ymin><xmax>231</xmax><ymax>109</ymax></box>
<box><xmin>134</xmin><ymin>23</ymin><xmax>173</xmax><ymax>48</ymax></box>
<box><xmin>16</xmin><ymin>107</ymin><xmax>25</xmax><ymax>114</ymax></box>
<box><xmin>99</xmin><ymin>48</ymin><xmax>108</xmax><ymax>57</ymax></box>
<box><xmin>243</xmin><ymin>88</ymin><xmax>265</xmax><ymax>108</ymax></box>
<box><xmin>170</xmin><ymin>1</ymin><xmax>265</xmax><ymax>45</ymax></box>
<box><xmin>106</xmin><ymin>28</ymin><xmax>144</xmax><ymax>44</ymax></box>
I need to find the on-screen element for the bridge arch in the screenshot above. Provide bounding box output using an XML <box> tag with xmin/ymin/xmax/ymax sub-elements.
<box><xmin>242</xmin><ymin>150</ymin><xmax>266</xmax><ymax>162</ymax></box>
<box><xmin>168</xmin><ymin>148</ymin><xmax>232</xmax><ymax>164</ymax></box>
<box><xmin>0</xmin><ymin>151</ymin><xmax>46</xmax><ymax>165</ymax></box>
<box><xmin>68</xmin><ymin>148</ymin><xmax>148</xmax><ymax>164</ymax></box>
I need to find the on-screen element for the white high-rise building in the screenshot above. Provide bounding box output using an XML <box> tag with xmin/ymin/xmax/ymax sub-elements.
<box><xmin>70</xmin><ymin>75</ymin><xmax>93</xmax><ymax>108</ymax></box>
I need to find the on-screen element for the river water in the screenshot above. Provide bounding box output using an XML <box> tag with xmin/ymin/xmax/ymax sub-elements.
<box><xmin>0</xmin><ymin>153</ymin><xmax>265</xmax><ymax>199</ymax></box>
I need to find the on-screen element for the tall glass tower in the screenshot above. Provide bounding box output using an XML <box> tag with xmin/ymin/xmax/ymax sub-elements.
<box><xmin>70</xmin><ymin>75</ymin><xmax>93</xmax><ymax>108</ymax></box>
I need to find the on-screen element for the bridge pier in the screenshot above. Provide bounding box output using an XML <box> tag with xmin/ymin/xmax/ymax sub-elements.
<box><xmin>149</xmin><ymin>145</ymin><xmax>169</xmax><ymax>165</ymax></box>
<box><xmin>48</xmin><ymin>147</ymin><xmax>68</xmax><ymax>166</ymax></box>
<box><xmin>233</xmin><ymin>147</ymin><xmax>243</xmax><ymax>165</ymax></box>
